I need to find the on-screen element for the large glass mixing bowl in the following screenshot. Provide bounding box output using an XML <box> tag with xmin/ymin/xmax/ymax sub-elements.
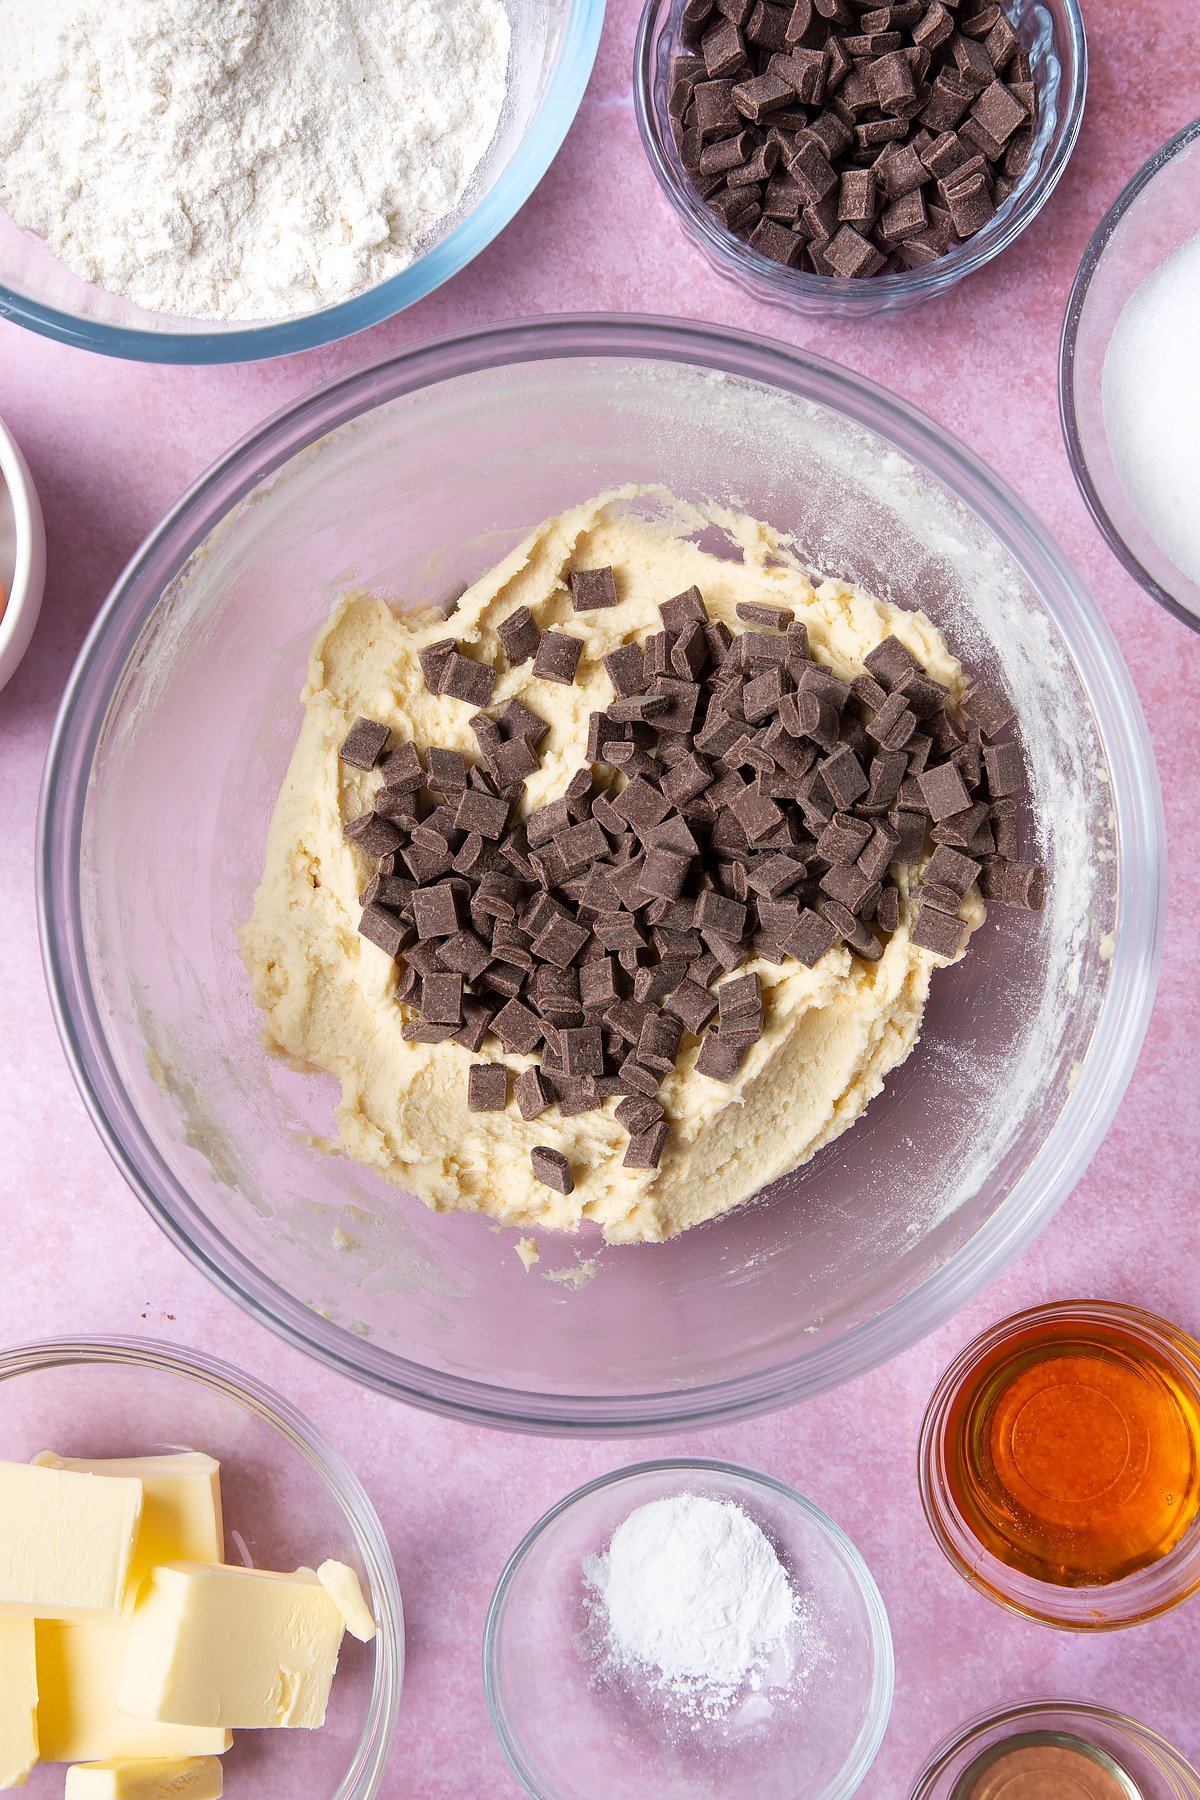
<box><xmin>39</xmin><ymin>317</ymin><xmax>1163</xmax><ymax>1434</ymax></box>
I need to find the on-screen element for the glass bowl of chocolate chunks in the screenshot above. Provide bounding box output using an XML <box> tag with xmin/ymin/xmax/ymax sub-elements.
<box><xmin>635</xmin><ymin>0</ymin><xmax>1086</xmax><ymax>314</ymax></box>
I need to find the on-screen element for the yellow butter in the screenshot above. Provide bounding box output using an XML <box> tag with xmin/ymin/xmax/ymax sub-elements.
<box><xmin>316</xmin><ymin>1559</ymin><xmax>378</xmax><ymax>1643</ymax></box>
<box><xmin>33</xmin><ymin>1454</ymin><xmax>224</xmax><ymax>1595</ymax></box>
<box><xmin>65</xmin><ymin>1756</ymin><xmax>223</xmax><ymax>1799</ymax></box>
<box><xmin>0</xmin><ymin>1460</ymin><xmax>142</xmax><ymax>1621</ymax></box>
<box><xmin>0</xmin><ymin>1617</ymin><xmax>38</xmax><ymax>1790</ymax></box>
<box><xmin>32</xmin><ymin>1453</ymin><xmax>229</xmax><ymax>1764</ymax></box>
<box><xmin>118</xmin><ymin>1564</ymin><xmax>346</xmax><ymax>1730</ymax></box>
<box><xmin>35</xmin><ymin>1624</ymin><xmax>231</xmax><ymax>1764</ymax></box>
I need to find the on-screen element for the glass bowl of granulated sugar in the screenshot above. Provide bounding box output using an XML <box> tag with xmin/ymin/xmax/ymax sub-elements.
<box><xmin>0</xmin><ymin>0</ymin><xmax>603</xmax><ymax>364</ymax></box>
<box><xmin>484</xmin><ymin>1459</ymin><xmax>893</xmax><ymax>1800</ymax></box>
<box><xmin>1060</xmin><ymin>115</ymin><xmax>1200</xmax><ymax>633</ymax></box>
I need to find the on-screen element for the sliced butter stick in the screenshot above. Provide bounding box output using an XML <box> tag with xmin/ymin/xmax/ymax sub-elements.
<box><xmin>118</xmin><ymin>1565</ymin><xmax>345</xmax><ymax>1731</ymax></box>
<box><xmin>0</xmin><ymin>1460</ymin><xmax>142</xmax><ymax>1620</ymax></box>
<box><xmin>0</xmin><ymin>1615</ymin><xmax>39</xmax><ymax>1790</ymax></box>
<box><xmin>65</xmin><ymin>1757</ymin><xmax>223</xmax><ymax>1798</ymax></box>
<box><xmin>316</xmin><ymin>1559</ymin><xmax>378</xmax><ymax>1643</ymax></box>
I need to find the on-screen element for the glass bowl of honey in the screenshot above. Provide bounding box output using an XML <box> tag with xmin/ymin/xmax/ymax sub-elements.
<box><xmin>918</xmin><ymin>1300</ymin><xmax>1200</xmax><ymax>1629</ymax></box>
<box><xmin>912</xmin><ymin>1700</ymin><xmax>1200</xmax><ymax>1799</ymax></box>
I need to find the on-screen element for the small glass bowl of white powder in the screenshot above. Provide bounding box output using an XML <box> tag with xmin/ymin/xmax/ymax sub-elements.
<box><xmin>1060</xmin><ymin>115</ymin><xmax>1200</xmax><ymax>633</ymax></box>
<box><xmin>484</xmin><ymin>1459</ymin><xmax>893</xmax><ymax>1799</ymax></box>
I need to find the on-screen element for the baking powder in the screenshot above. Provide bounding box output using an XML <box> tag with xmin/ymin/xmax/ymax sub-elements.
<box><xmin>0</xmin><ymin>0</ymin><xmax>510</xmax><ymax>322</ymax></box>
<box><xmin>583</xmin><ymin>1492</ymin><xmax>798</xmax><ymax>1719</ymax></box>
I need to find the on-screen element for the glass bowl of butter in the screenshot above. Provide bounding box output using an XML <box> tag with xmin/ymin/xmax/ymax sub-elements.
<box><xmin>0</xmin><ymin>1336</ymin><xmax>402</xmax><ymax>1798</ymax></box>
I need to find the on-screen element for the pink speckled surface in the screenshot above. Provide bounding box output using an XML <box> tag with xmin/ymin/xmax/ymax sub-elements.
<box><xmin>2</xmin><ymin>2</ymin><xmax>1200</xmax><ymax>1794</ymax></box>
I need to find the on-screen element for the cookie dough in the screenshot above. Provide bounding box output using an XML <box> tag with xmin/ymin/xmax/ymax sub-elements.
<box><xmin>241</xmin><ymin>489</ymin><xmax>982</xmax><ymax>1244</ymax></box>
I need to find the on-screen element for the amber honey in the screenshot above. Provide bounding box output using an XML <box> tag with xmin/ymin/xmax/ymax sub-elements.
<box><xmin>941</xmin><ymin>1307</ymin><xmax>1200</xmax><ymax>1588</ymax></box>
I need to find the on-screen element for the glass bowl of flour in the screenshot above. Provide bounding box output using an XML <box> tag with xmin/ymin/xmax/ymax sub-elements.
<box><xmin>1060</xmin><ymin>115</ymin><xmax>1200</xmax><ymax>633</ymax></box>
<box><xmin>484</xmin><ymin>1459</ymin><xmax>893</xmax><ymax>1798</ymax></box>
<box><xmin>0</xmin><ymin>0</ymin><xmax>604</xmax><ymax>363</ymax></box>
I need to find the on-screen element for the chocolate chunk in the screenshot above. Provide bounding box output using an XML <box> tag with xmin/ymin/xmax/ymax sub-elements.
<box><xmin>345</xmin><ymin>812</ymin><xmax>405</xmax><ymax>858</ymax></box>
<box><xmin>695</xmin><ymin>1032</ymin><xmax>748</xmax><ymax>1080</ymax></box>
<box><xmin>786</xmin><ymin>907</ymin><xmax>839</xmax><ymax>965</ymax></box>
<box><xmin>875</xmin><ymin>883</ymin><xmax>902</xmax><ymax>934</ymax></box>
<box><xmin>982</xmin><ymin>739</ymin><xmax>1025</xmax><ymax>798</ymax></box>
<box><xmin>489</xmin><ymin>738</ymin><xmax>539</xmax><ymax>789</ymax></box>
<box><xmin>511</xmin><ymin>1067</ymin><xmax>551</xmax><ymax>1121</ymax></box>
<box><xmin>451</xmin><ymin>787</ymin><xmax>508</xmax><ymax>840</ymax></box>
<box><xmin>924</xmin><ymin>843</ymin><xmax>980</xmax><ymax>895</ymax></box>
<box><xmin>639</xmin><ymin>1012</ymin><xmax>684</xmax><ymax>1073</ymax></box>
<box><xmin>982</xmin><ymin>860</ymin><xmax>1044</xmax><ymax>909</ymax></box>
<box><xmin>557</xmin><ymin>1025</ymin><xmax>603</xmax><ymax>1077</ymax></box>
<box><xmin>820</xmin><ymin>745</ymin><xmax>869</xmax><ymax>809</ymax></box>
<box><xmin>665</xmin><ymin>979</ymin><xmax>719</xmax><ymax>1033</ymax></box>
<box><xmin>491</xmin><ymin>998</ymin><xmax>543</xmax><ymax>1055</ymax></box>
<box><xmin>749</xmin><ymin>218</ymin><xmax>805</xmax><ymax>266</ymax></box>
<box><xmin>439</xmin><ymin>652</ymin><xmax>497</xmax><ymax>708</ymax></box>
<box><xmin>910</xmin><ymin>905</ymin><xmax>969</xmax><ymax>957</ymax></box>
<box><xmin>640</xmin><ymin>847</ymin><xmax>691</xmax><ymax>900</ymax></box>
<box><xmin>497</xmin><ymin>606</ymin><xmax>540</xmax><ymax>666</ymax></box>
<box><xmin>422</xmin><ymin>972</ymin><xmax>464</xmax><ymax>1024</ymax></box>
<box><xmin>660</xmin><ymin>587</ymin><xmax>710</xmax><ymax>633</ymax></box>
<box><xmin>962</xmin><ymin>680</ymin><xmax>1014</xmax><ymax>739</ymax></box>
<box><xmin>418</xmin><ymin>638</ymin><xmax>456</xmax><ymax>692</ymax></box>
<box><xmin>732</xmin><ymin>782</ymin><xmax>785</xmax><ymax>843</ymax></box>
<box><xmin>945</xmin><ymin>169</ymin><xmax>995</xmax><ymax>235</ymax></box>
<box><xmin>615</xmin><ymin>1095</ymin><xmax>665</xmax><ymax>1134</ymax></box>
<box><xmin>569</xmin><ymin>566</ymin><xmax>619</xmax><ymax>611</ymax></box>
<box><xmin>378</xmin><ymin>742</ymin><xmax>424</xmax><ymax>794</ymax></box>
<box><xmin>858</xmin><ymin>820</ymin><xmax>901</xmax><ymax>883</ymax></box>
<box><xmin>530</xmin><ymin>911</ymin><xmax>590</xmax><ymax>968</ymax></box>
<box><xmin>438</xmin><ymin>929</ymin><xmax>493</xmax><ymax>980</ymax></box>
<box><xmin>530</xmin><ymin>1146</ymin><xmax>574</xmax><ymax>1192</ymax></box>
<box><xmin>624</xmin><ymin>1122</ymin><xmax>670</xmax><ymax>1169</ymax></box>
<box><xmin>338</xmin><ymin>716</ymin><xmax>390</xmax><ymax>770</ymax></box>
<box><xmin>412</xmin><ymin>882</ymin><xmax>462</xmax><ymax>939</ymax></box>
<box><xmin>816</xmin><ymin>814</ymin><xmax>873</xmax><ymax>865</ymax></box>
<box><xmin>468</xmin><ymin>1062</ymin><xmax>513</xmax><ymax>1112</ymax></box>
<box><xmin>917</xmin><ymin>760</ymin><xmax>971</xmax><ymax>822</ymax></box>
<box><xmin>820</xmin><ymin>863</ymin><xmax>880</xmax><ymax>915</ymax></box>
<box><xmin>823</xmin><ymin>901</ymin><xmax>883</xmax><ymax>960</ymax></box>
<box><xmin>402</xmin><ymin>1019</ymin><xmax>459</xmax><ymax>1043</ymax></box>
<box><xmin>612</xmin><ymin>777</ymin><xmax>673</xmax><ymax>832</ymax></box>
<box><xmin>532</xmin><ymin>631</ymin><xmax>584</xmax><ymax>685</ymax></box>
<box><xmin>604</xmin><ymin>643</ymin><xmax>646</xmax><ymax>698</ymax></box>
<box><xmin>695</xmin><ymin>888</ymin><xmax>749</xmax><ymax>938</ymax></box>
<box><xmin>864</xmin><ymin>635</ymin><xmax>922</xmax><ymax>691</ymax></box>
<box><xmin>358</xmin><ymin>904</ymin><xmax>411</xmax><ymax>958</ymax></box>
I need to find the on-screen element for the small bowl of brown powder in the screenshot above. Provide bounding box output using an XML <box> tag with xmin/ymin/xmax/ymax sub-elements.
<box><xmin>634</xmin><ymin>0</ymin><xmax>1086</xmax><ymax>315</ymax></box>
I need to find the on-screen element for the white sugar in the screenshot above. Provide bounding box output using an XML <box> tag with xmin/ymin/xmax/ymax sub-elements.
<box><xmin>1102</xmin><ymin>228</ymin><xmax>1200</xmax><ymax>589</ymax></box>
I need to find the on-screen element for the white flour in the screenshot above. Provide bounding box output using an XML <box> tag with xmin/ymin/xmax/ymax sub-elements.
<box><xmin>0</xmin><ymin>0</ymin><xmax>510</xmax><ymax>322</ymax></box>
<box><xmin>583</xmin><ymin>1493</ymin><xmax>798</xmax><ymax>1720</ymax></box>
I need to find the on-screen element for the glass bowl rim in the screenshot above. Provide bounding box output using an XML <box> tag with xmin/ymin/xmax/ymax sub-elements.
<box><xmin>482</xmin><ymin>1455</ymin><xmax>895</xmax><ymax>1800</ymax></box>
<box><xmin>1058</xmin><ymin>113</ymin><xmax>1200</xmax><ymax>634</ymax></box>
<box><xmin>910</xmin><ymin>1696</ymin><xmax>1200</xmax><ymax>1797</ymax></box>
<box><xmin>632</xmin><ymin>0</ymin><xmax>1088</xmax><ymax>312</ymax></box>
<box><xmin>0</xmin><ymin>1332</ymin><xmax>403</xmax><ymax>1798</ymax></box>
<box><xmin>0</xmin><ymin>0</ymin><xmax>606</xmax><ymax>365</ymax></box>
<box><xmin>37</xmin><ymin>311</ymin><xmax>1165</xmax><ymax>1436</ymax></box>
<box><xmin>917</xmin><ymin>1298</ymin><xmax>1200</xmax><ymax>1631</ymax></box>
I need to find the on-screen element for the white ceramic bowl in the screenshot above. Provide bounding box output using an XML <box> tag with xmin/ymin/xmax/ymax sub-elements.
<box><xmin>0</xmin><ymin>413</ymin><xmax>46</xmax><ymax>691</ymax></box>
